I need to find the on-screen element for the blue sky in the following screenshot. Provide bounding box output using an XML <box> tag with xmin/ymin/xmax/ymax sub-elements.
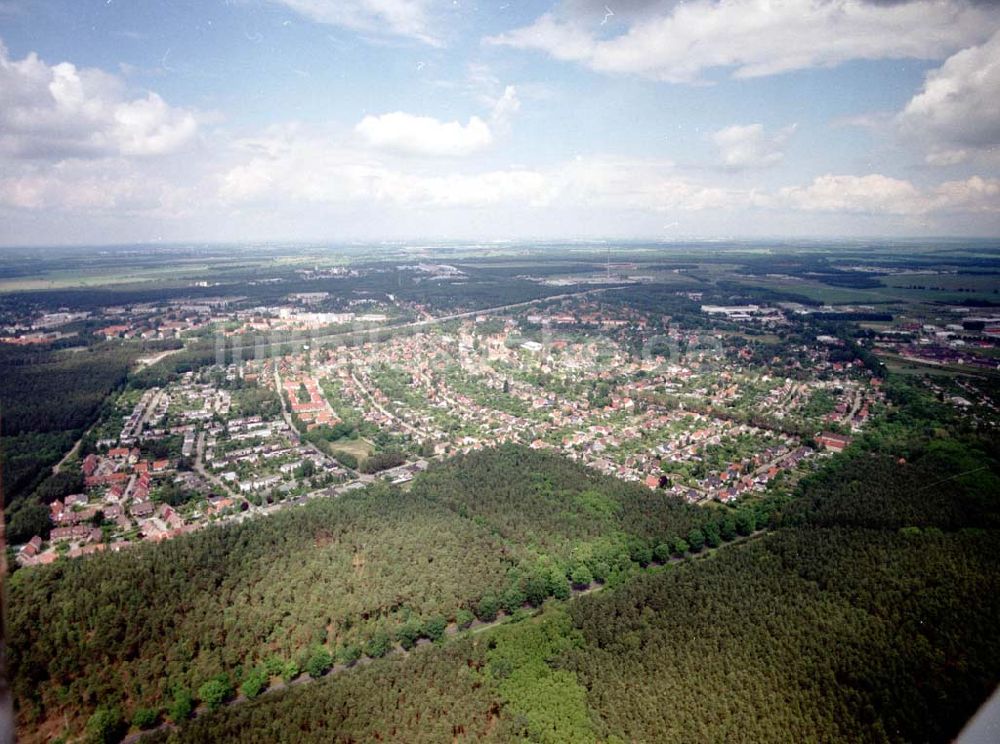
<box><xmin>0</xmin><ymin>0</ymin><xmax>998</xmax><ymax>245</ymax></box>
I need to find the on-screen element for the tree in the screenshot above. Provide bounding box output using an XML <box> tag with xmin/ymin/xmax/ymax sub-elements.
<box><xmin>281</xmin><ymin>659</ymin><xmax>300</xmax><ymax>681</ymax></box>
<box><xmin>332</xmin><ymin>450</ymin><xmax>358</xmax><ymax>470</ymax></box>
<box><xmin>337</xmin><ymin>644</ymin><xmax>362</xmax><ymax>666</ymax></box>
<box><xmin>550</xmin><ymin>576</ymin><xmax>571</xmax><ymax>600</ymax></box>
<box><xmin>131</xmin><ymin>708</ymin><xmax>158</xmax><ymax>730</ymax></box>
<box><xmin>365</xmin><ymin>630</ymin><xmax>392</xmax><ymax>658</ymax></box>
<box><xmin>240</xmin><ymin>668</ymin><xmax>268</xmax><ymax>698</ymax></box>
<box><xmin>396</xmin><ymin>619</ymin><xmax>423</xmax><ymax>650</ymax></box>
<box><xmin>305</xmin><ymin>647</ymin><xmax>333</xmax><ymax>678</ymax></box>
<box><xmin>167</xmin><ymin>689</ymin><xmax>193</xmax><ymax>723</ymax></box>
<box><xmin>629</xmin><ymin>538</ymin><xmax>653</xmax><ymax>567</ymax></box>
<box><xmin>86</xmin><ymin>706</ymin><xmax>125</xmax><ymax>744</ymax></box>
<box><xmin>720</xmin><ymin>516</ymin><xmax>737</xmax><ymax>542</ymax></box>
<box><xmin>33</xmin><ymin>470</ymin><xmax>84</xmax><ymax>504</ymax></box>
<box><xmin>570</xmin><ymin>563</ymin><xmax>593</xmax><ymax>589</ymax></box>
<box><xmin>456</xmin><ymin>609</ymin><xmax>475</xmax><ymax>630</ymax></box>
<box><xmin>735</xmin><ymin>509</ymin><xmax>756</xmax><ymax>536</ymax></box>
<box><xmin>477</xmin><ymin>594</ymin><xmax>499</xmax><ymax>622</ymax></box>
<box><xmin>653</xmin><ymin>543</ymin><xmax>671</xmax><ymax>564</ymax></box>
<box><xmin>360</xmin><ymin>450</ymin><xmax>406</xmax><ymax>474</ymax></box>
<box><xmin>154</xmin><ymin>481</ymin><xmax>193</xmax><ymax>508</ymax></box>
<box><xmin>704</xmin><ymin>522</ymin><xmax>721</xmax><ymax>549</ymax></box>
<box><xmin>198</xmin><ymin>676</ymin><xmax>232</xmax><ymax>711</ymax></box>
<box><xmin>687</xmin><ymin>527</ymin><xmax>705</xmax><ymax>553</ymax></box>
<box><xmin>523</xmin><ymin>574</ymin><xmax>549</xmax><ymax>606</ymax></box>
<box><xmin>423</xmin><ymin>615</ymin><xmax>447</xmax><ymax>642</ymax></box>
<box><xmin>6</xmin><ymin>501</ymin><xmax>50</xmax><ymax>543</ymax></box>
<box><xmin>672</xmin><ymin>538</ymin><xmax>689</xmax><ymax>556</ymax></box>
<box><xmin>296</xmin><ymin>459</ymin><xmax>317</xmax><ymax>479</ymax></box>
<box><xmin>502</xmin><ymin>584</ymin><xmax>528</xmax><ymax>613</ymax></box>
<box><xmin>588</xmin><ymin>558</ymin><xmax>611</xmax><ymax>582</ymax></box>
<box><xmin>262</xmin><ymin>656</ymin><xmax>284</xmax><ymax>677</ymax></box>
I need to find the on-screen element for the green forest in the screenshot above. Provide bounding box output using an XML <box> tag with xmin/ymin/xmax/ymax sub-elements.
<box><xmin>0</xmin><ymin>343</ymin><xmax>137</xmax><ymax>543</ymax></box>
<box><xmin>7</xmin><ymin>377</ymin><xmax>1000</xmax><ymax>742</ymax></box>
<box><xmin>151</xmin><ymin>528</ymin><xmax>999</xmax><ymax>744</ymax></box>
<box><xmin>8</xmin><ymin>446</ymin><xmax>753</xmax><ymax>737</ymax></box>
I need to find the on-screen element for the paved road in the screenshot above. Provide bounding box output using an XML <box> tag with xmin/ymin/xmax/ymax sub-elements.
<box><xmin>140</xmin><ymin>389</ymin><xmax>165</xmax><ymax>430</ymax></box>
<box><xmin>194</xmin><ymin>430</ymin><xmax>234</xmax><ymax>497</ymax></box>
<box><xmin>135</xmin><ymin>347</ymin><xmax>183</xmax><ymax>369</ymax></box>
<box><xmin>272</xmin><ymin>366</ymin><xmax>303</xmax><ymax>442</ymax></box>
<box><xmin>52</xmin><ymin>435</ymin><xmax>84</xmax><ymax>475</ymax></box>
<box><xmin>401</xmin><ymin>286</ymin><xmax>618</xmax><ymax>328</ymax></box>
<box><xmin>751</xmin><ymin>449</ymin><xmax>802</xmax><ymax>478</ymax></box>
<box><xmin>841</xmin><ymin>387</ymin><xmax>863</xmax><ymax>427</ymax></box>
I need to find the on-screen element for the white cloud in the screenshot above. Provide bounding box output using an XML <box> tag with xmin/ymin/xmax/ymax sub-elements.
<box><xmin>490</xmin><ymin>85</ymin><xmax>520</xmax><ymax>134</ymax></box>
<box><xmin>832</xmin><ymin>111</ymin><xmax>894</xmax><ymax>130</ymax></box>
<box><xmin>112</xmin><ymin>94</ymin><xmax>198</xmax><ymax>156</ymax></box>
<box><xmin>219</xmin><ymin>128</ymin><xmax>741</xmax><ymax>212</ymax></box>
<box><xmin>487</xmin><ymin>0</ymin><xmax>998</xmax><ymax>83</ymax></box>
<box><xmin>0</xmin><ymin>158</ymin><xmax>189</xmax><ymax>214</ymax></box>
<box><xmin>0</xmin><ymin>41</ymin><xmax>197</xmax><ymax>159</ymax></box>
<box><xmin>932</xmin><ymin>175</ymin><xmax>1000</xmax><ymax>212</ymax></box>
<box><xmin>712</xmin><ymin>123</ymin><xmax>796</xmax><ymax>169</ymax></box>
<box><xmin>220</xmin><ymin>125</ymin><xmax>548</xmax><ymax>206</ymax></box>
<box><xmin>779</xmin><ymin>174</ymin><xmax>925</xmax><ymax>214</ymax></box>
<box><xmin>5</xmin><ymin>119</ymin><xmax>995</xmax><ymax>242</ymax></box>
<box><xmin>356</xmin><ymin>111</ymin><xmax>493</xmax><ymax>157</ymax></box>
<box><xmin>272</xmin><ymin>0</ymin><xmax>441</xmax><ymax>46</ymax></box>
<box><xmin>355</xmin><ymin>86</ymin><xmax>519</xmax><ymax>157</ymax></box>
<box><xmin>898</xmin><ymin>28</ymin><xmax>1000</xmax><ymax>162</ymax></box>
<box><xmin>776</xmin><ymin>173</ymin><xmax>1000</xmax><ymax>215</ymax></box>
<box><xmin>380</xmin><ymin>169</ymin><xmax>550</xmax><ymax>208</ymax></box>
<box><xmin>924</xmin><ymin>148</ymin><xmax>970</xmax><ymax>167</ymax></box>
<box><xmin>555</xmin><ymin>156</ymin><xmax>738</xmax><ymax>211</ymax></box>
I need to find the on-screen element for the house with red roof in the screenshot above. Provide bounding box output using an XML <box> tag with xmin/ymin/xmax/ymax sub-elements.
<box><xmin>817</xmin><ymin>432</ymin><xmax>853</xmax><ymax>453</ymax></box>
<box><xmin>20</xmin><ymin>536</ymin><xmax>43</xmax><ymax>558</ymax></box>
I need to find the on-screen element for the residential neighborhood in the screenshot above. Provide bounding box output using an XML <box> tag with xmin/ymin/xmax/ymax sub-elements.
<box><xmin>9</xmin><ymin>290</ymin><xmax>940</xmax><ymax>567</ymax></box>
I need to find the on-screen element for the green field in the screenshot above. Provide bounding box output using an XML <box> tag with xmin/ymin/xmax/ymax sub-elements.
<box><xmin>878</xmin><ymin>352</ymin><xmax>990</xmax><ymax>379</ymax></box>
<box><xmin>330</xmin><ymin>438</ymin><xmax>375</xmax><ymax>463</ymax></box>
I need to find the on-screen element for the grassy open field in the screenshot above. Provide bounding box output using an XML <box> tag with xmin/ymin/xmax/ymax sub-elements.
<box><xmin>330</xmin><ymin>438</ymin><xmax>375</xmax><ymax>464</ymax></box>
<box><xmin>732</xmin><ymin>272</ymin><xmax>998</xmax><ymax>306</ymax></box>
<box><xmin>726</xmin><ymin>276</ymin><xmax>892</xmax><ymax>304</ymax></box>
<box><xmin>718</xmin><ymin>330</ymin><xmax>784</xmax><ymax>344</ymax></box>
<box><xmin>0</xmin><ymin>265</ymin><xmax>217</xmax><ymax>292</ymax></box>
<box><xmin>882</xmin><ymin>272</ymin><xmax>1000</xmax><ymax>293</ymax></box>
<box><xmin>878</xmin><ymin>352</ymin><xmax>995</xmax><ymax>379</ymax></box>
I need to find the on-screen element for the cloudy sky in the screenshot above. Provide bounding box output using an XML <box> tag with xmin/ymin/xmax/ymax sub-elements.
<box><xmin>0</xmin><ymin>0</ymin><xmax>998</xmax><ymax>245</ymax></box>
